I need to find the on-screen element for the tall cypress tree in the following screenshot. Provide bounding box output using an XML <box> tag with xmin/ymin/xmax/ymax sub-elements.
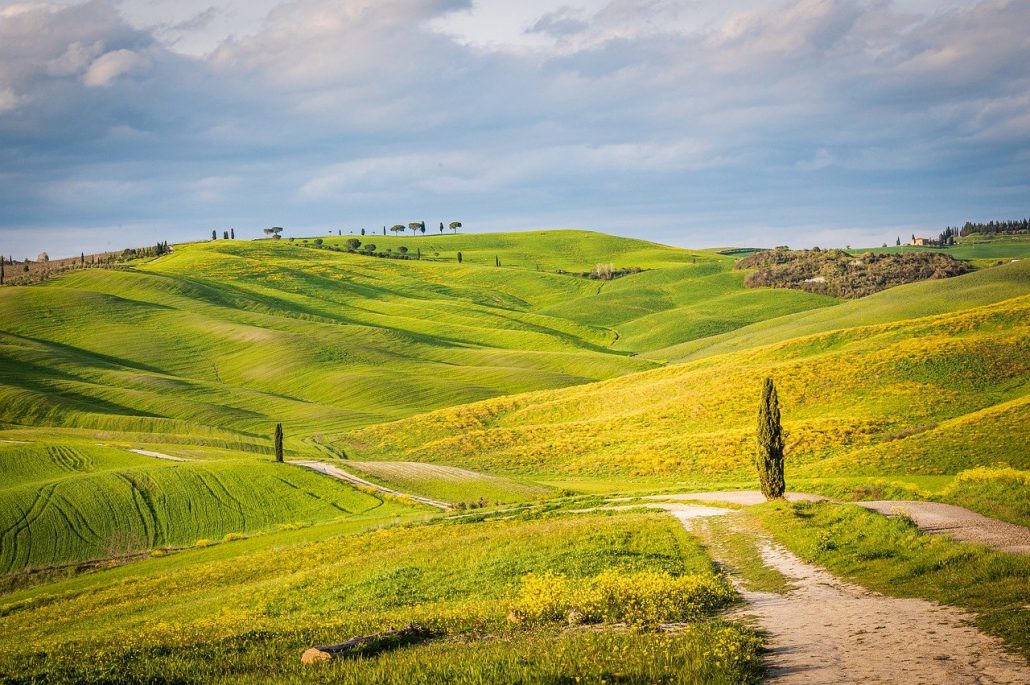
<box><xmin>755</xmin><ymin>378</ymin><xmax>785</xmax><ymax>499</ymax></box>
<box><xmin>274</xmin><ymin>423</ymin><xmax>284</xmax><ymax>463</ymax></box>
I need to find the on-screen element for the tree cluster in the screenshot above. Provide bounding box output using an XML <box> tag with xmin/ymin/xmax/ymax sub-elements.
<box><xmin>954</xmin><ymin>218</ymin><xmax>1029</xmax><ymax>237</ymax></box>
<box><xmin>737</xmin><ymin>248</ymin><xmax>972</xmax><ymax>298</ymax></box>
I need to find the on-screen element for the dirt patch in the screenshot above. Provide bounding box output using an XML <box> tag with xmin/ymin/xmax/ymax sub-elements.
<box><xmin>128</xmin><ymin>449</ymin><xmax>189</xmax><ymax>462</ymax></box>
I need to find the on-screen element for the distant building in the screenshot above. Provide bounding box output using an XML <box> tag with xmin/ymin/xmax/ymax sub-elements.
<box><xmin>911</xmin><ymin>236</ymin><xmax>938</xmax><ymax>246</ymax></box>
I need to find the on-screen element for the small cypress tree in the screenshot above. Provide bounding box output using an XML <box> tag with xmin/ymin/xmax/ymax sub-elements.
<box><xmin>224</xmin><ymin>230</ymin><xmax>229</xmax><ymax>239</ymax></box>
<box><xmin>457</xmin><ymin>251</ymin><xmax>463</xmax><ymax>264</ymax></box>
<box><xmin>274</xmin><ymin>423</ymin><xmax>284</xmax><ymax>463</ymax></box>
<box><xmin>212</xmin><ymin>229</ymin><xmax>217</xmax><ymax>240</ymax></box>
<box><xmin>755</xmin><ymin>377</ymin><xmax>785</xmax><ymax>499</ymax></box>
<box><xmin>231</xmin><ymin>228</ymin><xmax>235</xmax><ymax>239</ymax></box>
<box><xmin>1</xmin><ymin>259</ymin><xmax>4</xmax><ymax>285</ymax></box>
<box><xmin>495</xmin><ymin>256</ymin><xmax>500</xmax><ymax>267</ymax></box>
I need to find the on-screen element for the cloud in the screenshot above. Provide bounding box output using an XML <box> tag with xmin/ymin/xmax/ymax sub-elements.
<box><xmin>0</xmin><ymin>0</ymin><xmax>1028</xmax><ymax>258</ymax></box>
<box><xmin>82</xmin><ymin>48</ymin><xmax>150</xmax><ymax>86</ymax></box>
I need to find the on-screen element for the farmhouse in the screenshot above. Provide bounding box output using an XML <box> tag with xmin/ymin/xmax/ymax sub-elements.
<box><xmin>911</xmin><ymin>236</ymin><xmax>939</xmax><ymax>246</ymax></box>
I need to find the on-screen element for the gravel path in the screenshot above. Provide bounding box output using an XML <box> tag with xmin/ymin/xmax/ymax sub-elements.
<box><xmin>128</xmin><ymin>448</ymin><xmax>189</xmax><ymax>462</ymax></box>
<box><xmin>729</xmin><ymin>540</ymin><xmax>1030</xmax><ymax>683</ymax></box>
<box><xmin>658</xmin><ymin>490</ymin><xmax>1029</xmax><ymax>555</ymax></box>
<box><xmin>288</xmin><ymin>460</ymin><xmax>451</xmax><ymax>510</ymax></box>
<box><xmin>854</xmin><ymin>500</ymin><xmax>1030</xmax><ymax>555</ymax></box>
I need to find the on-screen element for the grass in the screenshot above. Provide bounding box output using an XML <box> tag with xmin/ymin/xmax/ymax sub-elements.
<box><xmin>752</xmin><ymin>500</ymin><xmax>1030</xmax><ymax>658</ymax></box>
<box><xmin>0</xmin><ymin>510</ymin><xmax>763</xmax><ymax>684</ymax></box>
<box><xmin>0</xmin><ymin>230</ymin><xmax>841</xmax><ymax>572</ymax></box>
<box><xmin>692</xmin><ymin>516</ymin><xmax>792</xmax><ymax>593</ymax></box>
<box><xmin>0</xmin><ymin>440</ymin><xmax>421</xmax><ymax>573</ymax></box>
<box><xmin>342</xmin><ymin>292</ymin><xmax>1030</xmax><ymax>478</ymax></box>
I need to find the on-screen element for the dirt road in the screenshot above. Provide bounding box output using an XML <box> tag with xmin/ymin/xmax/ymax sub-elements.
<box><xmin>657</xmin><ymin>490</ymin><xmax>1029</xmax><ymax>555</ymax></box>
<box><xmin>854</xmin><ymin>500</ymin><xmax>1030</xmax><ymax>555</ymax></box>
<box><xmin>668</xmin><ymin>504</ymin><xmax>1030</xmax><ymax>683</ymax></box>
<box><xmin>288</xmin><ymin>460</ymin><xmax>451</xmax><ymax>510</ymax></box>
<box><xmin>731</xmin><ymin>538</ymin><xmax>1029</xmax><ymax>683</ymax></box>
<box><xmin>128</xmin><ymin>448</ymin><xmax>189</xmax><ymax>462</ymax></box>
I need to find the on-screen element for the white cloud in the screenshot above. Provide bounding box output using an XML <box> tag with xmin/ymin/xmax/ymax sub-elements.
<box><xmin>0</xmin><ymin>87</ymin><xmax>20</xmax><ymax>112</ymax></box>
<box><xmin>0</xmin><ymin>0</ymin><xmax>1028</xmax><ymax>258</ymax></box>
<box><xmin>82</xmin><ymin>48</ymin><xmax>150</xmax><ymax>87</ymax></box>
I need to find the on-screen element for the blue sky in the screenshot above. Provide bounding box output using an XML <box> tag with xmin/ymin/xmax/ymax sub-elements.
<box><xmin>0</xmin><ymin>0</ymin><xmax>1027</xmax><ymax>257</ymax></box>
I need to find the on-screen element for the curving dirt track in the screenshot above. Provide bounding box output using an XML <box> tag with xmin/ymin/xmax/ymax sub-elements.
<box><xmin>669</xmin><ymin>504</ymin><xmax>1030</xmax><ymax>684</ymax></box>
<box><xmin>658</xmin><ymin>491</ymin><xmax>1030</xmax><ymax>555</ymax></box>
<box><xmin>732</xmin><ymin>540</ymin><xmax>1030</xmax><ymax>683</ymax></box>
<box><xmin>854</xmin><ymin>500</ymin><xmax>1030</xmax><ymax>555</ymax></box>
<box><xmin>288</xmin><ymin>460</ymin><xmax>451</xmax><ymax>510</ymax></box>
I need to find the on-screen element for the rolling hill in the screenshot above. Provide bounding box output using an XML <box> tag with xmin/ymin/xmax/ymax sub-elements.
<box><xmin>0</xmin><ymin>230</ymin><xmax>840</xmax><ymax>571</ymax></box>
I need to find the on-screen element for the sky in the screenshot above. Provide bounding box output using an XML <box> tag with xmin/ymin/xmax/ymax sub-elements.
<box><xmin>0</xmin><ymin>0</ymin><xmax>1028</xmax><ymax>257</ymax></box>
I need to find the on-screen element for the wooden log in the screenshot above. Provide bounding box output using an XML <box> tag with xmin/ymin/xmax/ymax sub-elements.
<box><xmin>301</xmin><ymin>624</ymin><xmax>421</xmax><ymax>664</ymax></box>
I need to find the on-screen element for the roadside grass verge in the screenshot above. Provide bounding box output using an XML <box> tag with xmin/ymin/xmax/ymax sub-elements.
<box><xmin>691</xmin><ymin>515</ymin><xmax>792</xmax><ymax>593</ymax></box>
<box><xmin>751</xmin><ymin>501</ymin><xmax>1030</xmax><ymax>658</ymax></box>
<box><xmin>0</xmin><ymin>511</ymin><xmax>761</xmax><ymax>683</ymax></box>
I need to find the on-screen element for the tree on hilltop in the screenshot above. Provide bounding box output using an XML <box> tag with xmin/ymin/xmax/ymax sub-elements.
<box><xmin>449</xmin><ymin>221</ymin><xmax>461</xmax><ymax>234</ymax></box>
<box><xmin>263</xmin><ymin>227</ymin><xmax>283</xmax><ymax>240</ymax></box>
<box><xmin>408</xmin><ymin>222</ymin><xmax>420</xmax><ymax>235</ymax></box>
<box><xmin>439</xmin><ymin>222</ymin><xmax>444</xmax><ymax>233</ymax></box>
<box><xmin>755</xmin><ymin>378</ymin><xmax>785</xmax><ymax>499</ymax></box>
<box><xmin>212</xmin><ymin>229</ymin><xmax>217</xmax><ymax>240</ymax></box>
<box><xmin>391</xmin><ymin>224</ymin><xmax>406</xmax><ymax>235</ymax></box>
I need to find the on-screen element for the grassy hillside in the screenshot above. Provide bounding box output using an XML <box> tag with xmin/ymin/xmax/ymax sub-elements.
<box><xmin>649</xmin><ymin>259</ymin><xmax>1029</xmax><ymax>362</ymax></box>
<box><xmin>0</xmin><ymin>230</ymin><xmax>839</xmax><ymax>572</ymax></box>
<box><xmin>341</xmin><ymin>293</ymin><xmax>1029</xmax><ymax>478</ymax></box>
<box><xmin>0</xmin><ymin>440</ymin><xmax>420</xmax><ymax>574</ymax></box>
<box><xmin>0</xmin><ymin>510</ymin><xmax>762</xmax><ymax>683</ymax></box>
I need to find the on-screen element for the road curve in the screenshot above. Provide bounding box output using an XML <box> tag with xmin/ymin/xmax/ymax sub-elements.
<box><xmin>288</xmin><ymin>460</ymin><xmax>451</xmax><ymax>510</ymax></box>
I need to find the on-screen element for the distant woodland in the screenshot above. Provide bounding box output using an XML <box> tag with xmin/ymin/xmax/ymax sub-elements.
<box><xmin>737</xmin><ymin>248</ymin><xmax>972</xmax><ymax>298</ymax></box>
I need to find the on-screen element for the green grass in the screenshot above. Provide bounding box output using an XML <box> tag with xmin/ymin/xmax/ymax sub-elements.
<box><xmin>752</xmin><ymin>500</ymin><xmax>1030</xmax><ymax>658</ymax></box>
<box><xmin>342</xmin><ymin>293</ymin><xmax>1030</xmax><ymax>478</ymax></box>
<box><xmin>692</xmin><ymin>515</ymin><xmax>792</xmax><ymax>593</ymax></box>
<box><xmin>0</xmin><ymin>510</ymin><xmax>762</xmax><ymax>684</ymax></box>
<box><xmin>0</xmin><ymin>230</ymin><xmax>841</xmax><ymax>572</ymax></box>
<box><xmin>0</xmin><ymin>440</ymin><xmax>421</xmax><ymax>573</ymax></box>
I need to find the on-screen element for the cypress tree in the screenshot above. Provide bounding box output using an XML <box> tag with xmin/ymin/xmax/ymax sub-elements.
<box><xmin>755</xmin><ymin>377</ymin><xmax>785</xmax><ymax>499</ymax></box>
<box><xmin>274</xmin><ymin>423</ymin><xmax>284</xmax><ymax>463</ymax></box>
<box><xmin>495</xmin><ymin>256</ymin><xmax>500</xmax><ymax>267</ymax></box>
<box><xmin>1</xmin><ymin>259</ymin><xmax>4</xmax><ymax>285</ymax></box>
<box><xmin>457</xmin><ymin>251</ymin><xmax>463</xmax><ymax>264</ymax></box>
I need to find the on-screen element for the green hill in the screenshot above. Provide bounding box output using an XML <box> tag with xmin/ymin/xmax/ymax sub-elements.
<box><xmin>341</xmin><ymin>291</ymin><xmax>1029</xmax><ymax>479</ymax></box>
<box><xmin>0</xmin><ymin>230</ymin><xmax>839</xmax><ymax>572</ymax></box>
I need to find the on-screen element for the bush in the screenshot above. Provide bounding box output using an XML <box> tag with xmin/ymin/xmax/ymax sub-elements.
<box><xmin>510</xmin><ymin>570</ymin><xmax>735</xmax><ymax>629</ymax></box>
<box><xmin>737</xmin><ymin>248</ymin><xmax>972</xmax><ymax>298</ymax></box>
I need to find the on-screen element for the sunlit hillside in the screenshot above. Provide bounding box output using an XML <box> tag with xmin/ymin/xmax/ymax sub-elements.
<box><xmin>341</xmin><ymin>262</ymin><xmax>1030</xmax><ymax>479</ymax></box>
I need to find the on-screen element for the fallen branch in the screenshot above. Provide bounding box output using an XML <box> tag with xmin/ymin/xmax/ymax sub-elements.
<box><xmin>301</xmin><ymin>624</ymin><xmax>423</xmax><ymax>664</ymax></box>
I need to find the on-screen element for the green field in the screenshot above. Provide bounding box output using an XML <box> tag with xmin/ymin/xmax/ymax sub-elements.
<box><xmin>1</xmin><ymin>229</ymin><xmax>1028</xmax><ymax>682</ymax></box>
<box><xmin>0</xmin><ymin>230</ymin><xmax>841</xmax><ymax>571</ymax></box>
<box><xmin>0</xmin><ymin>510</ymin><xmax>763</xmax><ymax>683</ymax></box>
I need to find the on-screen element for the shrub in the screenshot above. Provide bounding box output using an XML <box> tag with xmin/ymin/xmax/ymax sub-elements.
<box><xmin>510</xmin><ymin>570</ymin><xmax>735</xmax><ymax>629</ymax></box>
